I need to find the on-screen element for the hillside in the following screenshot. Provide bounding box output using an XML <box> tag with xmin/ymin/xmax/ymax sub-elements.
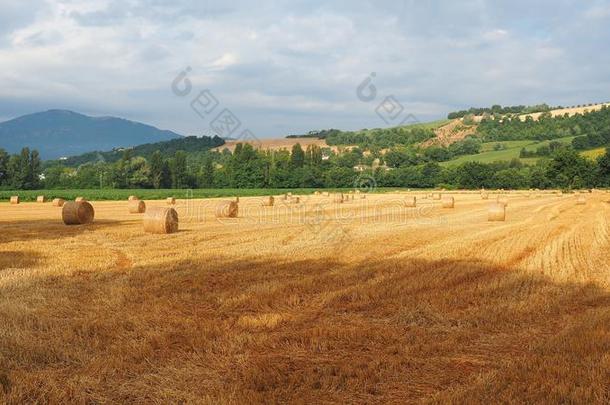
<box><xmin>0</xmin><ymin>110</ymin><xmax>182</xmax><ymax>159</ymax></box>
<box><xmin>516</xmin><ymin>102</ymin><xmax>610</xmax><ymax>121</ymax></box>
<box><xmin>422</xmin><ymin>119</ymin><xmax>477</xmax><ymax>147</ymax></box>
<box><xmin>59</xmin><ymin>135</ymin><xmax>225</xmax><ymax>166</ymax></box>
<box><xmin>213</xmin><ymin>137</ymin><xmax>332</xmax><ymax>153</ymax></box>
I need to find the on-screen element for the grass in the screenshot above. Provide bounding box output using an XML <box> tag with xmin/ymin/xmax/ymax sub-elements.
<box><xmin>401</xmin><ymin>118</ymin><xmax>452</xmax><ymax>130</ymax></box>
<box><xmin>0</xmin><ymin>188</ymin><xmax>412</xmax><ymax>202</ymax></box>
<box><xmin>441</xmin><ymin>136</ymin><xmax>577</xmax><ymax>166</ymax></box>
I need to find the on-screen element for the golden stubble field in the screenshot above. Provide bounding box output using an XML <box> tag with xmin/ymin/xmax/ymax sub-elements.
<box><xmin>1</xmin><ymin>191</ymin><xmax>609</xmax><ymax>404</ymax></box>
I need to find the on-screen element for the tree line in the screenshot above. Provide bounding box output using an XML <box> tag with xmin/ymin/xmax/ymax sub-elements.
<box><xmin>2</xmin><ymin>143</ymin><xmax>610</xmax><ymax>191</ymax></box>
<box><xmin>447</xmin><ymin>104</ymin><xmax>556</xmax><ymax>119</ymax></box>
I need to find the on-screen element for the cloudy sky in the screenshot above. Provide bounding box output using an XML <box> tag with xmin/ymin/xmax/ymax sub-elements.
<box><xmin>1</xmin><ymin>0</ymin><xmax>609</xmax><ymax>138</ymax></box>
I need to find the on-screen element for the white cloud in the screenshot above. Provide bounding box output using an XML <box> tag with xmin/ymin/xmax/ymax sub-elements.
<box><xmin>0</xmin><ymin>0</ymin><xmax>609</xmax><ymax>138</ymax></box>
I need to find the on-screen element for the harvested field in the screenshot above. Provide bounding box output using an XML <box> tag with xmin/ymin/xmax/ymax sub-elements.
<box><xmin>213</xmin><ymin>137</ymin><xmax>337</xmax><ymax>152</ymax></box>
<box><xmin>0</xmin><ymin>191</ymin><xmax>609</xmax><ymax>403</ymax></box>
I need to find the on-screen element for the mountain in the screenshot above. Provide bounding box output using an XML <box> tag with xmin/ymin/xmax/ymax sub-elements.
<box><xmin>0</xmin><ymin>110</ymin><xmax>182</xmax><ymax>159</ymax></box>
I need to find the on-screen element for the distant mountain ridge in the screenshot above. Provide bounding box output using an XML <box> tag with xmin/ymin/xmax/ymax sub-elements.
<box><xmin>0</xmin><ymin>109</ymin><xmax>182</xmax><ymax>159</ymax></box>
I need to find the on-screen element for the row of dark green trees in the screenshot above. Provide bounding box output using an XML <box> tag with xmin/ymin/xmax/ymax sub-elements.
<box><xmin>2</xmin><ymin>143</ymin><xmax>609</xmax><ymax>191</ymax></box>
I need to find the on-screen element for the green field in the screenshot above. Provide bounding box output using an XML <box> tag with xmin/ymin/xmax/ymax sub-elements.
<box><xmin>0</xmin><ymin>188</ymin><xmax>412</xmax><ymax>202</ymax></box>
<box><xmin>402</xmin><ymin>119</ymin><xmax>452</xmax><ymax>130</ymax></box>
<box><xmin>441</xmin><ymin>136</ymin><xmax>578</xmax><ymax>166</ymax></box>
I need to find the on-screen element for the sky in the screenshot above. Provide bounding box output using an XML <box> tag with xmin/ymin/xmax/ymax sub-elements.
<box><xmin>1</xmin><ymin>0</ymin><xmax>610</xmax><ymax>138</ymax></box>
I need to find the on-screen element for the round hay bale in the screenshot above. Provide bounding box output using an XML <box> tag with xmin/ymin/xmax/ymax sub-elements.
<box><xmin>216</xmin><ymin>201</ymin><xmax>238</xmax><ymax>218</ymax></box>
<box><xmin>75</xmin><ymin>197</ymin><xmax>86</xmax><ymax>202</ymax></box>
<box><xmin>576</xmin><ymin>196</ymin><xmax>586</xmax><ymax>205</ymax></box>
<box><xmin>333</xmin><ymin>193</ymin><xmax>344</xmax><ymax>203</ymax></box>
<box><xmin>322</xmin><ymin>191</ymin><xmax>330</xmax><ymax>197</ymax></box>
<box><xmin>405</xmin><ymin>196</ymin><xmax>417</xmax><ymax>208</ymax></box>
<box><xmin>314</xmin><ymin>191</ymin><xmax>321</xmax><ymax>196</ymax></box>
<box><xmin>128</xmin><ymin>195</ymin><xmax>139</xmax><ymax>201</ymax></box>
<box><xmin>36</xmin><ymin>195</ymin><xmax>46</xmax><ymax>203</ymax></box>
<box><xmin>128</xmin><ymin>199</ymin><xmax>146</xmax><ymax>214</ymax></box>
<box><xmin>62</xmin><ymin>201</ymin><xmax>94</xmax><ymax>225</ymax></box>
<box><xmin>441</xmin><ymin>196</ymin><xmax>455</xmax><ymax>208</ymax></box>
<box><xmin>10</xmin><ymin>196</ymin><xmax>19</xmax><ymax>204</ymax></box>
<box><xmin>261</xmin><ymin>196</ymin><xmax>274</xmax><ymax>207</ymax></box>
<box><xmin>290</xmin><ymin>196</ymin><xmax>300</xmax><ymax>204</ymax></box>
<box><xmin>52</xmin><ymin>198</ymin><xmax>65</xmax><ymax>207</ymax></box>
<box><xmin>481</xmin><ymin>193</ymin><xmax>489</xmax><ymax>200</ymax></box>
<box><xmin>488</xmin><ymin>203</ymin><xmax>506</xmax><ymax>222</ymax></box>
<box><xmin>143</xmin><ymin>207</ymin><xmax>178</xmax><ymax>234</ymax></box>
<box><xmin>166</xmin><ymin>197</ymin><xmax>176</xmax><ymax>205</ymax></box>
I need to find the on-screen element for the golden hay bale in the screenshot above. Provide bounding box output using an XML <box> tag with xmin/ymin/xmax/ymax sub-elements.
<box><xmin>314</xmin><ymin>191</ymin><xmax>321</xmax><ymax>196</ymax></box>
<box><xmin>52</xmin><ymin>198</ymin><xmax>65</xmax><ymax>207</ymax></box>
<box><xmin>167</xmin><ymin>197</ymin><xmax>176</xmax><ymax>205</ymax></box>
<box><xmin>128</xmin><ymin>195</ymin><xmax>139</xmax><ymax>201</ymax></box>
<box><xmin>75</xmin><ymin>197</ymin><xmax>86</xmax><ymax>202</ymax></box>
<box><xmin>216</xmin><ymin>201</ymin><xmax>238</xmax><ymax>218</ymax></box>
<box><xmin>432</xmin><ymin>193</ymin><xmax>441</xmax><ymax>200</ymax></box>
<box><xmin>36</xmin><ymin>195</ymin><xmax>46</xmax><ymax>203</ymax></box>
<box><xmin>322</xmin><ymin>191</ymin><xmax>330</xmax><ymax>197</ymax></box>
<box><xmin>62</xmin><ymin>201</ymin><xmax>94</xmax><ymax>225</ymax></box>
<box><xmin>10</xmin><ymin>196</ymin><xmax>19</xmax><ymax>204</ymax></box>
<box><xmin>333</xmin><ymin>193</ymin><xmax>344</xmax><ymax>203</ymax></box>
<box><xmin>576</xmin><ymin>196</ymin><xmax>586</xmax><ymax>205</ymax></box>
<box><xmin>143</xmin><ymin>207</ymin><xmax>178</xmax><ymax>234</ymax></box>
<box><xmin>441</xmin><ymin>196</ymin><xmax>455</xmax><ymax>208</ymax></box>
<box><xmin>289</xmin><ymin>196</ymin><xmax>300</xmax><ymax>204</ymax></box>
<box><xmin>481</xmin><ymin>193</ymin><xmax>489</xmax><ymax>200</ymax></box>
<box><xmin>128</xmin><ymin>199</ymin><xmax>146</xmax><ymax>214</ymax></box>
<box><xmin>405</xmin><ymin>196</ymin><xmax>417</xmax><ymax>207</ymax></box>
<box><xmin>488</xmin><ymin>203</ymin><xmax>506</xmax><ymax>222</ymax></box>
<box><xmin>355</xmin><ymin>189</ymin><xmax>361</xmax><ymax>194</ymax></box>
<box><xmin>261</xmin><ymin>196</ymin><xmax>274</xmax><ymax>206</ymax></box>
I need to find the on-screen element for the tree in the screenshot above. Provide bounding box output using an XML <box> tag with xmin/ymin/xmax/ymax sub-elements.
<box><xmin>290</xmin><ymin>143</ymin><xmax>305</xmax><ymax>168</ymax></box>
<box><xmin>29</xmin><ymin>149</ymin><xmax>42</xmax><ymax>189</ymax></box>
<box><xmin>493</xmin><ymin>168</ymin><xmax>530</xmax><ymax>189</ymax></box>
<box><xmin>149</xmin><ymin>151</ymin><xmax>164</xmax><ymax>189</ymax></box>
<box><xmin>597</xmin><ymin>147</ymin><xmax>610</xmax><ymax>186</ymax></box>
<box><xmin>545</xmin><ymin>149</ymin><xmax>597</xmax><ymax>189</ymax></box>
<box><xmin>170</xmin><ymin>151</ymin><xmax>188</xmax><ymax>188</ymax></box>
<box><xmin>0</xmin><ymin>149</ymin><xmax>9</xmax><ymax>186</ymax></box>
<box><xmin>305</xmin><ymin>145</ymin><xmax>323</xmax><ymax>167</ymax></box>
<box><xmin>198</xmin><ymin>155</ymin><xmax>215</xmax><ymax>188</ymax></box>
<box><xmin>456</xmin><ymin>162</ymin><xmax>494</xmax><ymax>189</ymax></box>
